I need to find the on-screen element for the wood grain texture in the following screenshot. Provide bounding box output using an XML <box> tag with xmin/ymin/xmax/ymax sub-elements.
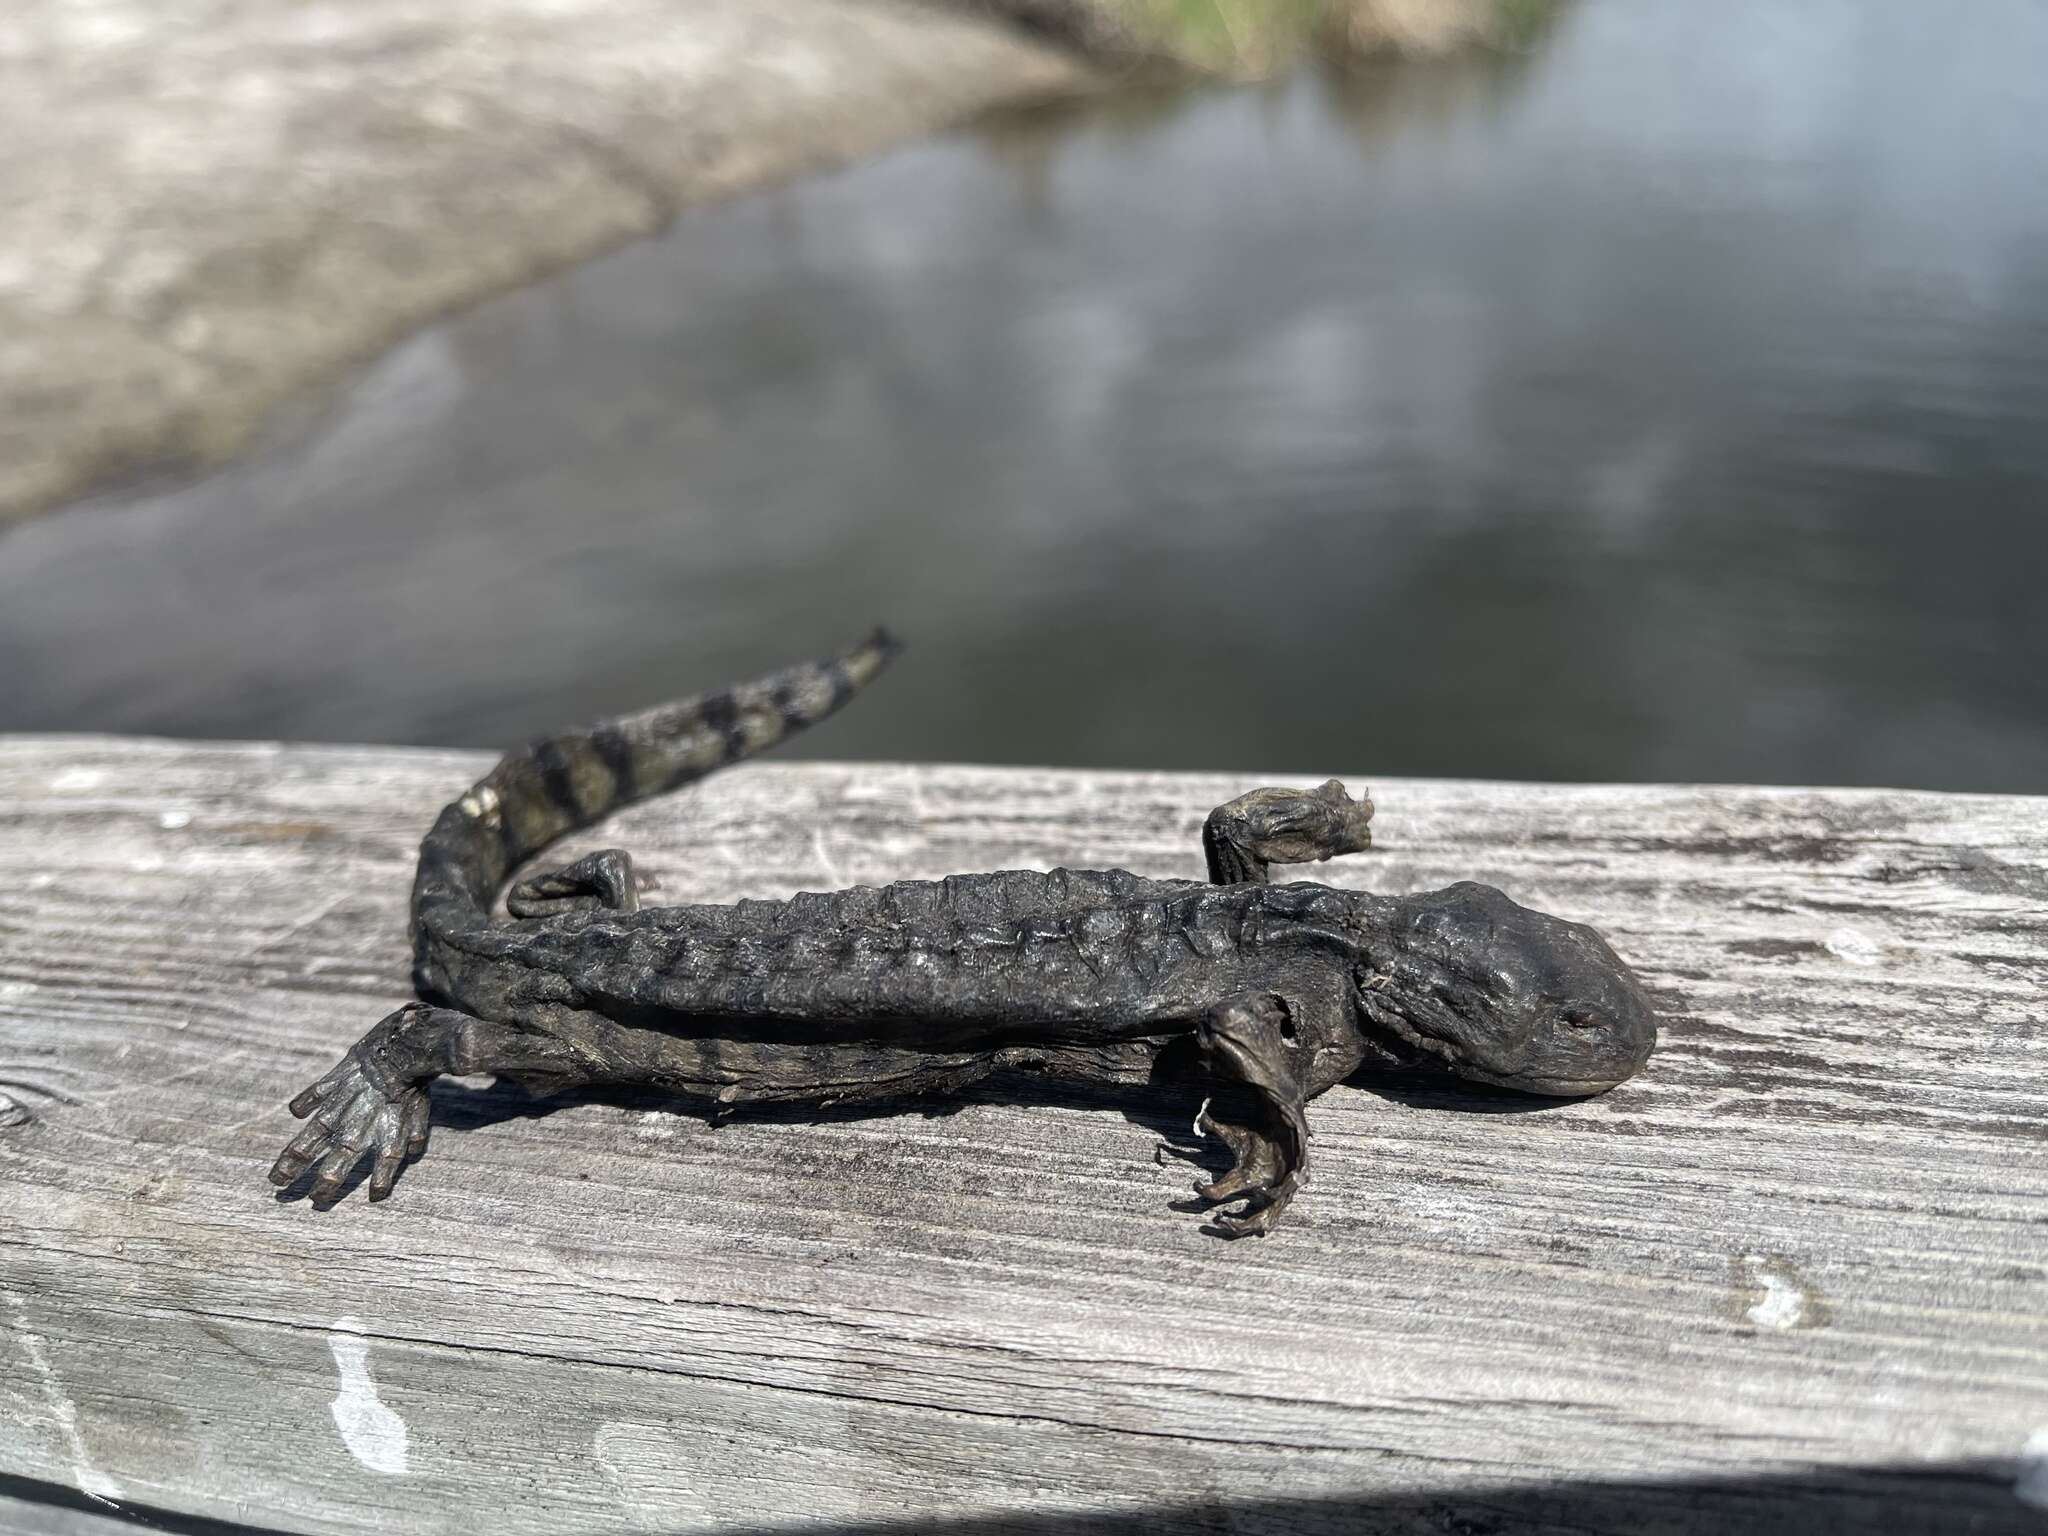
<box><xmin>0</xmin><ymin>737</ymin><xmax>2043</xmax><ymax>1533</ymax></box>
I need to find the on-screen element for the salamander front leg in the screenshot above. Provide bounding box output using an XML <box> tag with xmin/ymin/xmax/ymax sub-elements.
<box><xmin>1202</xmin><ymin>780</ymin><xmax>1373</xmax><ymax>886</ymax></box>
<box><xmin>1188</xmin><ymin>992</ymin><xmax>1313</xmax><ymax>1238</ymax></box>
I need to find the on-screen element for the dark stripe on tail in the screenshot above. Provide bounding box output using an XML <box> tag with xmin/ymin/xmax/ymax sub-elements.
<box><xmin>826</xmin><ymin>661</ymin><xmax>858</xmax><ymax>712</ymax></box>
<box><xmin>699</xmin><ymin>690</ymin><xmax>738</xmax><ymax>735</ymax></box>
<box><xmin>536</xmin><ymin>737</ymin><xmax>582</xmax><ymax>817</ymax></box>
<box><xmin>589</xmin><ymin>723</ymin><xmax>637</xmax><ymax>801</ymax></box>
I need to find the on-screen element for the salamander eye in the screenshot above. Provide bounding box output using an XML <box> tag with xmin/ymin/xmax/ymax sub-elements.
<box><xmin>1560</xmin><ymin>1007</ymin><xmax>1604</xmax><ymax>1031</ymax></box>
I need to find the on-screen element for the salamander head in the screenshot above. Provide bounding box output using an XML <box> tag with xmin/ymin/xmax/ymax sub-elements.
<box><xmin>1357</xmin><ymin>882</ymin><xmax>1657</xmax><ymax>1097</ymax></box>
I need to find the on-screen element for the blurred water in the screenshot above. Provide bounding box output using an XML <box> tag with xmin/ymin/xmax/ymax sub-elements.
<box><xmin>4</xmin><ymin>0</ymin><xmax>2046</xmax><ymax>790</ymax></box>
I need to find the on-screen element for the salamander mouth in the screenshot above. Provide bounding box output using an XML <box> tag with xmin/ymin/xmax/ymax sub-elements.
<box><xmin>1452</xmin><ymin>1063</ymin><xmax>1629</xmax><ymax>1098</ymax></box>
<box><xmin>1376</xmin><ymin>1011</ymin><xmax>1630</xmax><ymax>1097</ymax></box>
<box><xmin>1368</xmin><ymin>1000</ymin><xmax>1484</xmax><ymax>1074</ymax></box>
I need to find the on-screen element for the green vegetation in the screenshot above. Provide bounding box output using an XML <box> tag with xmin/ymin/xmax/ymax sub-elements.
<box><xmin>1091</xmin><ymin>0</ymin><xmax>1561</xmax><ymax>75</ymax></box>
<box><xmin>1489</xmin><ymin>0</ymin><xmax>1563</xmax><ymax>49</ymax></box>
<box><xmin>1111</xmin><ymin>0</ymin><xmax>1323</xmax><ymax>76</ymax></box>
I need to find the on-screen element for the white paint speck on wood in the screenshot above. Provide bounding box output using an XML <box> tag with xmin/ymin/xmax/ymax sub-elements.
<box><xmin>1741</xmin><ymin>1256</ymin><xmax>1808</xmax><ymax>1330</ymax></box>
<box><xmin>327</xmin><ymin>1316</ymin><xmax>408</xmax><ymax>1476</ymax></box>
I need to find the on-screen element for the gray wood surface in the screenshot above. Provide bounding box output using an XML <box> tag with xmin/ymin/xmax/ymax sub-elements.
<box><xmin>1</xmin><ymin>737</ymin><xmax>2044</xmax><ymax>1534</ymax></box>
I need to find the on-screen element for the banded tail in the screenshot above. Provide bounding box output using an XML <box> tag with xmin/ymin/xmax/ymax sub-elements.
<box><xmin>408</xmin><ymin>629</ymin><xmax>901</xmax><ymax>972</ymax></box>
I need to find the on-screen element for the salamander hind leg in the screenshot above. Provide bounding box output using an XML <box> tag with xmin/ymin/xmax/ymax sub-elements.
<box><xmin>1202</xmin><ymin>780</ymin><xmax>1373</xmax><ymax>885</ymax></box>
<box><xmin>507</xmin><ymin>848</ymin><xmax>640</xmax><ymax>918</ymax></box>
<box><xmin>269</xmin><ymin>1004</ymin><xmax>596</xmax><ymax>1204</ymax></box>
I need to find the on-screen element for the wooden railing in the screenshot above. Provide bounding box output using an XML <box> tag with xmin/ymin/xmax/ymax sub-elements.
<box><xmin>2</xmin><ymin>739</ymin><xmax>2042</xmax><ymax>1532</ymax></box>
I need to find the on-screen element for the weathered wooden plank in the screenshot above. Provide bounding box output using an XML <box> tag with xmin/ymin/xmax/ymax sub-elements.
<box><xmin>0</xmin><ymin>737</ymin><xmax>2044</xmax><ymax>1533</ymax></box>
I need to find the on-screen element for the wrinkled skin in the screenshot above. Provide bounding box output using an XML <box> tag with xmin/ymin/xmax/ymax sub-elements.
<box><xmin>271</xmin><ymin>636</ymin><xmax>1657</xmax><ymax>1238</ymax></box>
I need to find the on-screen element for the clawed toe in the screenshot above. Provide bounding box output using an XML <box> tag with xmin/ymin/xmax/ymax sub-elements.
<box><xmin>1194</xmin><ymin>1167</ymin><xmax>1300</xmax><ymax>1239</ymax></box>
<box><xmin>1205</xmin><ymin>1192</ymin><xmax>1293</xmax><ymax>1240</ymax></box>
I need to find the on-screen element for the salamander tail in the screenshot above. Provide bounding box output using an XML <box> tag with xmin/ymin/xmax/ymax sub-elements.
<box><xmin>410</xmin><ymin>628</ymin><xmax>902</xmax><ymax>951</ymax></box>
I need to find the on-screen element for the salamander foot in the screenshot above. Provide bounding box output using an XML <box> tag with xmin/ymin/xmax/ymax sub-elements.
<box><xmin>269</xmin><ymin>1007</ymin><xmax>435</xmax><ymax>1204</ymax></box>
